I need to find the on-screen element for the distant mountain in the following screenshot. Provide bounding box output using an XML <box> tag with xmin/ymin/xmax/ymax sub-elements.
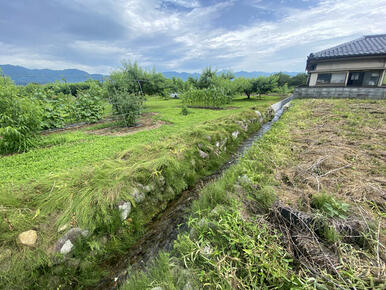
<box><xmin>162</xmin><ymin>70</ymin><xmax>302</xmax><ymax>80</ymax></box>
<box><xmin>0</xmin><ymin>64</ymin><xmax>106</xmax><ymax>85</ymax></box>
<box><xmin>0</xmin><ymin>64</ymin><xmax>302</xmax><ymax>85</ymax></box>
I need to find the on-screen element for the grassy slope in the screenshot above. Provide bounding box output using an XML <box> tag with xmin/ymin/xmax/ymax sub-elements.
<box><xmin>0</xmin><ymin>96</ymin><xmax>281</xmax><ymax>187</ymax></box>
<box><xmin>124</xmin><ymin>99</ymin><xmax>386</xmax><ymax>289</ymax></box>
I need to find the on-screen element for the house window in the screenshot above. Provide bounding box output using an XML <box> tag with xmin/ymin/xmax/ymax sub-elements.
<box><xmin>316</xmin><ymin>73</ymin><xmax>346</xmax><ymax>85</ymax></box>
<box><xmin>330</xmin><ymin>73</ymin><xmax>346</xmax><ymax>84</ymax></box>
<box><xmin>363</xmin><ymin>71</ymin><xmax>380</xmax><ymax>86</ymax></box>
<box><xmin>316</xmin><ymin>73</ymin><xmax>331</xmax><ymax>84</ymax></box>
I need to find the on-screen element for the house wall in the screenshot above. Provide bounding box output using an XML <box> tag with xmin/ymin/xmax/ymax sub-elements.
<box><xmin>312</xmin><ymin>58</ymin><xmax>386</xmax><ymax>72</ymax></box>
<box><xmin>307</xmin><ymin>56</ymin><xmax>386</xmax><ymax>87</ymax></box>
<box><xmin>309</xmin><ymin>73</ymin><xmax>318</xmax><ymax>86</ymax></box>
<box><xmin>293</xmin><ymin>86</ymin><xmax>386</xmax><ymax>99</ymax></box>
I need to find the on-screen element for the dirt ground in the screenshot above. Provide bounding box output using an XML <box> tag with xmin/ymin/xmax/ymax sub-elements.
<box><xmin>277</xmin><ymin>100</ymin><xmax>385</xmax><ymax>211</ymax></box>
<box><xmin>89</xmin><ymin>113</ymin><xmax>169</xmax><ymax>136</ymax></box>
<box><xmin>269</xmin><ymin>99</ymin><xmax>385</xmax><ymax>285</ymax></box>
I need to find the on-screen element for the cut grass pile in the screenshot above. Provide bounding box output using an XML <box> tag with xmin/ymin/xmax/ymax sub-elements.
<box><xmin>124</xmin><ymin>99</ymin><xmax>385</xmax><ymax>289</ymax></box>
<box><xmin>0</xmin><ymin>97</ymin><xmax>276</xmax><ymax>288</ymax></box>
<box><xmin>0</xmin><ymin>95</ymin><xmax>281</xmax><ymax>187</ymax></box>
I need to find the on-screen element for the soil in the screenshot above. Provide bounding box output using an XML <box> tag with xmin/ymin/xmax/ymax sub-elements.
<box><xmin>267</xmin><ymin>100</ymin><xmax>386</xmax><ymax>284</ymax></box>
<box><xmin>89</xmin><ymin>113</ymin><xmax>169</xmax><ymax>136</ymax></box>
<box><xmin>188</xmin><ymin>106</ymin><xmax>239</xmax><ymax>110</ymax></box>
<box><xmin>276</xmin><ymin>100</ymin><xmax>385</xmax><ymax>214</ymax></box>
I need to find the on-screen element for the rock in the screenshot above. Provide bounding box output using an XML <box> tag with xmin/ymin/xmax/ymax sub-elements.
<box><xmin>17</xmin><ymin>230</ymin><xmax>37</xmax><ymax>247</ymax></box>
<box><xmin>143</xmin><ymin>184</ymin><xmax>155</xmax><ymax>193</ymax></box>
<box><xmin>198</xmin><ymin>149</ymin><xmax>209</xmax><ymax>159</ymax></box>
<box><xmin>282</xmin><ymin>102</ymin><xmax>292</xmax><ymax>112</ymax></box>
<box><xmin>255</xmin><ymin>110</ymin><xmax>264</xmax><ymax>123</ymax></box>
<box><xmin>58</xmin><ymin>224</ymin><xmax>69</xmax><ymax>233</ymax></box>
<box><xmin>206</xmin><ymin>136</ymin><xmax>212</xmax><ymax>141</ymax></box>
<box><xmin>200</xmin><ymin>245</ymin><xmax>213</xmax><ymax>257</ymax></box>
<box><xmin>131</xmin><ymin>188</ymin><xmax>145</xmax><ymax>203</ymax></box>
<box><xmin>157</xmin><ymin>175</ymin><xmax>166</xmax><ymax>186</ymax></box>
<box><xmin>53</xmin><ymin>228</ymin><xmax>89</xmax><ymax>254</ymax></box>
<box><xmin>184</xmin><ymin>282</ymin><xmax>193</xmax><ymax>290</ymax></box>
<box><xmin>60</xmin><ymin>240</ymin><xmax>74</xmax><ymax>254</ymax></box>
<box><xmin>239</xmin><ymin>174</ymin><xmax>252</xmax><ymax>185</ymax></box>
<box><xmin>236</xmin><ymin>120</ymin><xmax>248</xmax><ymax>132</ymax></box>
<box><xmin>232</xmin><ymin>131</ymin><xmax>240</xmax><ymax>140</ymax></box>
<box><xmin>151</xmin><ymin>287</ymin><xmax>163</xmax><ymax>290</ymax></box>
<box><xmin>118</xmin><ymin>201</ymin><xmax>132</xmax><ymax>220</ymax></box>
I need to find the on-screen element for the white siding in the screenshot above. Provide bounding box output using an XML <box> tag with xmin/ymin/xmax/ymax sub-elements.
<box><xmin>309</xmin><ymin>73</ymin><xmax>318</xmax><ymax>86</ymax></box>
<box><xmin>314</xmin><ymin>58</ymin><xmax>386</xmax><ymax>72</ymax></box>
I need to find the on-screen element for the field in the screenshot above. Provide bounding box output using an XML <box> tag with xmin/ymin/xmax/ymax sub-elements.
<box><xmin>125</xmin><ymin>99</ymin><xmax>386</xmax><ymax>289</ymax></box>
<box><xmin>0</xmin><ymin>94</ymin><xmax>282</xmax><ymax>288</ymax></box>
<box><xmin>0</xmin><ymin>95</ymin><xmax>281</xmax><ymax>187</ymax></box>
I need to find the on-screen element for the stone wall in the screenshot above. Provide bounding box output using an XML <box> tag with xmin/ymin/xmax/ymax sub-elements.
<box><xmin>293</xmin><ymin>86</ymin><xmax>386</xmax><ymax>100</ymax></box>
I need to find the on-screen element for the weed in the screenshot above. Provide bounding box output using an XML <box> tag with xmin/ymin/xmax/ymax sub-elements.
<box><xmin>311</xmin><ymin>193</ymin><xmax>349</xmax><ymax>218</ymax></box>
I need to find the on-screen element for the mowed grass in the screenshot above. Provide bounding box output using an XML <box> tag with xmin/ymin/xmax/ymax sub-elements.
<box><xmin>0</xmin><ymin>95</ymin><xmax>281</xmax><ymax>187</ymax></box>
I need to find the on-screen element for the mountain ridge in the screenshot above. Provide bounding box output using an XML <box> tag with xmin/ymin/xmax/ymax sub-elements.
<box><xmin>0</xmin><ymin>64</ymin><xmax>302</xmax><ymax>84</ymax></box>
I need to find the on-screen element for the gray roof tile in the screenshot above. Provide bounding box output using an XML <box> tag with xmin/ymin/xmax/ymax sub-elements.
<box><xmin>309</xmin><ymin>34</ymin><xmax>386</xmax><ymax>60</ymax></box>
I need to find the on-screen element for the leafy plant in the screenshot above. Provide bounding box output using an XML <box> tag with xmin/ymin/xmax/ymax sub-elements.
<box><xmin>0</xmin><ymin>77</ymin><xmax>42</xmax><ymax>153</ymax></box>
<box><xmin>181</xmin><ymin>87</ymin><xmax>231</xmax><ymax>109</ymax></box>
<box><xmin>75</xmin><ymin>83</ymin><xmax>104</xmax><ymax>123</ymax></box>
<box><xmin>110</xmin><ymin>90</ymin><xmax>144</xmax><ymax>127</ymax></box>
<box><xmin>311</xmin><ymin>193</ymin><xmax>349</xmax><ymax>218</ymax></box>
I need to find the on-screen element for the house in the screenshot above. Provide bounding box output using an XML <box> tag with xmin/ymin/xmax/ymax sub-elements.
<box><xmin>306</xmin><ymin>34</ymin><xmax>386</xmax><ymax>87</ymax></box>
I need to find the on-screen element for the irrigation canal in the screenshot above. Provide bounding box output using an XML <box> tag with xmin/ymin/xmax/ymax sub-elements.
<box><xmin>95</xmin><ymin>97</ymin><xmax>292</xmax><ymax>289</ymax></box>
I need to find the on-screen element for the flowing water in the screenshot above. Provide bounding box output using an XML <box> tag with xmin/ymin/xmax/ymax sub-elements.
<box><xmin>95</xmin><ymin>99</ymin><xmax>291</xmax><ymax>289</ymax></box>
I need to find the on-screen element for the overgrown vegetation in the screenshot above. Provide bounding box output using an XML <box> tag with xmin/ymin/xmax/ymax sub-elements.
<box><xmin>123</xmin><ymin>99</ymin><xmax>385</xmax><ymax>289</ymax></box>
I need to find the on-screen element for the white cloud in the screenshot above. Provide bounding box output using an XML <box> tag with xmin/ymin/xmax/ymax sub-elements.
<box><xmin>2</xmin><ymin>0</ymin><xmax>386</xmax><ymax>73</ymax></box>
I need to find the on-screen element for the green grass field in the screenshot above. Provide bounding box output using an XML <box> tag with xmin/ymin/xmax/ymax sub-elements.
<box><xmin>0</xmin><ymin>95</ymin><xmax>283</xmax><ymax>289</ymax></box>
<box><xmin>0</xmin><ymin>95</ymin><xmax>281</xmax><ymax>187</ymax></box>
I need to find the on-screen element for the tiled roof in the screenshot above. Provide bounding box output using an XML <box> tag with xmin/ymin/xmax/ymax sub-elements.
<box><xmin>308</xmin><ymin>34</ymin><xmax>386</xmax><ymax>60</ymax></box>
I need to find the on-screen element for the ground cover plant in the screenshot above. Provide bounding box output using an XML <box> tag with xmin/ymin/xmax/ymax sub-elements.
<box><xmin>0</xmin><ymin>96</ymin><xmax>281</xmax><ymax>187</ymax></box>
<box><xmin>123</xmin><ymin>99</ymin><xmax>386</xmax><ymax>289</ymax></box>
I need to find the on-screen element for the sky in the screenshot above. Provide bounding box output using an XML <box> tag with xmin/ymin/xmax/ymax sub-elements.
<box><xmin>0</xmin><ymin>0</ymin><xmax>385</xmax><ymax>74</ymax></box>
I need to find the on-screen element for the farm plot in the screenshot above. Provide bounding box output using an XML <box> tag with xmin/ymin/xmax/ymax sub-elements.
<box><xmin>0</xmin><ymin>95</ymin><xmax>281</xmax><ymax>187</ymax></box>
<box><xmin>124</xmin><ymin>99</ymin><xmax>385</xmax><ymax>289</ymax></box>
<box><xmin>0</xmin><ymin>95</ymin><xmax>281</xmax><ymax>288</ymax></box>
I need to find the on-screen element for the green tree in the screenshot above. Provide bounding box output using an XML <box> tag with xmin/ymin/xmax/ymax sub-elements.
<box><xmin>233</xmin><ymin>77</ymin><xmax>254</xmax><ymax>99</ymax></box>
<box><xmin>288</xmin><ymin>73</ymin><xmax>307</xmax><ymax>87</ymax></box>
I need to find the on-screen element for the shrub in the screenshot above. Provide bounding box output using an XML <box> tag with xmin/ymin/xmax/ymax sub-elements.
<box><xmin>181</xmin><ymin>87</ymin><xmax>231</xmax><ymax>109</ymax></box>
<box><xmin>0</xmin><ymin>77</ymin><xmax>42</xmax><ymax>153</ymax></box>
<box><xmin>180</xmin><ymin>104</ymin><xmax>189</xmax><ymax>115</ymax></box>
<box><xmin>110</xmin><ymin>90</ymin><xmax>144</xmax><ymax>126</ymax></box>
<box><xmin>106</xmin><ymin>62</ymin><xmax>146</xmax><ymax>126</ymax></box>
<box><xmin>75</xmin><ymin>83</ymin><xmax>105</xmax><ymax>123</ymax></box>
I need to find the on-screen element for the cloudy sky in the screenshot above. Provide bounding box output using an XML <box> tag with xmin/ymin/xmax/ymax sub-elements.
<box><xmin>0</xmin><ymin>0</ymin><xmax>385</xmax><ymax>74</ymax></box>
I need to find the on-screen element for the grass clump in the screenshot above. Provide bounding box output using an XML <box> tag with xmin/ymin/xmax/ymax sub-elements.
<box><xmin>311</xmin><ymin>193</ymin><xmax>349</xmax><ymax>218</ymax></box>
<box><xmin>123</xmin><ymin>252</ymin><xmax>197</xmax><ymax>290</ymax></box>
<box><xmin>174</xmin><ymin>208</ymin><xmax>300</xmax><ymax>289</ymax></box>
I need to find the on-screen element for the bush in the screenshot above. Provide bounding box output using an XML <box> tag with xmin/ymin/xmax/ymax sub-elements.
<box><xmin>181</xmin><ymin>87</ymin><xmax>231</xmax><ymax>109</ymax></box>
<box><xmin>75</xmin><ymin>83</ymin><xmax>105</xmax><ymax>123</ymax></box>
<box><xmin>0</xmin><ymin>78</ymin><xmax>42</xmax><ymax>153</ymax></box>
<box><xmin>110</xmin><ymin>90</ymin><xmax>144</xmax><ymax>126</ymax></box>
<box><xmin>106</xmin><ymin>62</ymin><xmax>146</xmax><ymax>126</ymax></box>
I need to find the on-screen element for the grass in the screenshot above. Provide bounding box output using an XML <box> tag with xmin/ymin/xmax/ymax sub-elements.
<box><xmin>0</xmin><ymin>95</ymin><xmax>280</xmax><ymax>289</ymax></box>
<box><xmin>123</xmin><ymin>98</ymin><xmax>386</xmax><ymax>289</ymax></box>
<box><xmin>0</xmin><ymin>95</ymin><xmax>281</xmax><ymax>187</ymax></box>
